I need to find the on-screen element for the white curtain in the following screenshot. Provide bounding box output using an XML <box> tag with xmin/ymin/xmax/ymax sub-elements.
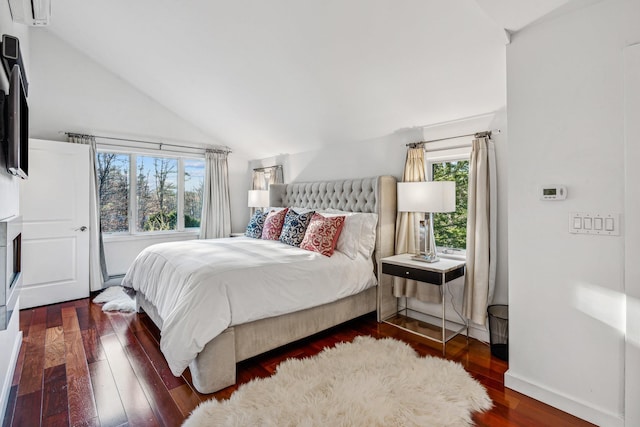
<box><xmin>250</xmin><ymin>165</ymin><xmax>283</xmax><ymax>215</ymax></box>
<box><xmin>463</xmin><ymin>136</ymin><xmax>497</xmax><ymax>324</ymax></box>
<box><xmin>200</xmin><ymin>150</ymin><xmax>231</xmax><ymax>239</ymax></box>
<box><xmin>68</xmin><ymin>134</ymin><xmax>108</xmax><ymax>291</ymax></box>
<box><xmin>252</xmin><ymin>165</ymin><xmax>283</xmax><ymax>190</ymax></box>
<box><xmin>393</xmin><ymin>148</ymin><xmax>441</xmax><ymax>303</ymax></box>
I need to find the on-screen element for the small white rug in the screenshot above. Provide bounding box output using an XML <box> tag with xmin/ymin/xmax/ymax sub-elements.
<box><xmin>92</xmin><ymin>286</ymin><xmax>136</xmax><ymax>312</ymax></box>
<box><xmin>183</xmin><ymin>336</ymin><xmax>492</xmax><ymax>427</ymax></box>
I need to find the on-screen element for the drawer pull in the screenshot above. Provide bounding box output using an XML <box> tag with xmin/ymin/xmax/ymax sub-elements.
<box><xmin>406</xmin><ymin>271</ymin><xmax>410</xmax><ymax>275</ymax></box>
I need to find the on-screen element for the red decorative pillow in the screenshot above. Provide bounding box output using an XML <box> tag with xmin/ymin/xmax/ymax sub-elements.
<box><xmin>300</xmin><ymin>213</ymin><xmax>346</xmax><ymax>256</ymax></box>
<box><xmin>261</xmin><ymin>208</ymin><xmax>289</xmax><ymax>240</ymax></box>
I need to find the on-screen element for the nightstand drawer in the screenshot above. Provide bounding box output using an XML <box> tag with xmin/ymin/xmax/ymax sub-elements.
<box><xmin>382</xmin><ymin>262</ymin><xmax>465</xmax><ymax>286</ymax></box>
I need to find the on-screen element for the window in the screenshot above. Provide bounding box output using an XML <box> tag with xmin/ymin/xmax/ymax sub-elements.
<box><xmin>97</xmin><ymin>150</ymin><xmax>205</xmax><ymax>234</ymax></box>
<box><xmin>136</xmin><ymin>156</ymin><xmax>178</xmax><ymax>231</ymax></box>
<box><xmin>429</xmin><ymin>156</ymin><xmax>469</xmax><ymax>251</ymax></box>
<box><xmin>97</xmin><ymin>153</ymin><xmax>130</xmax><ymax>233</ymax></box>
<box><xmin>184</xmin><ymin>159</ymin><xmax>205</xmax><ymax>228</ymax></box>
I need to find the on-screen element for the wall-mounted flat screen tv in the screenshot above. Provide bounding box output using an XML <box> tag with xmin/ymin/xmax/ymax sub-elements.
<box><xmin>5</xmin><ymin>64</ymin><xmax>28</xmax><ymax>179</ymax></box>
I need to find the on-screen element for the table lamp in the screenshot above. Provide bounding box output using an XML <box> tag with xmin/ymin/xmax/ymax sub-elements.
<box><xmin>248</xmin><ymin>190</ymin><xmax>269</xmax><ymax>212</ymax></box>
<box><xmin>397</xmin><ymin>181</ymin><xmax>456</xmax><ymax>263</ymax></box>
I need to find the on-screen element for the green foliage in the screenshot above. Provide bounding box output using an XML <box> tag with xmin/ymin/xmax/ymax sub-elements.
<box><xmin>142</xmin><ymin>212</ymin><xmax>200</xmax><ymax>230</ymax></box>
<box><xmin>432</xmin><ymin>160</ymin><xmax>469</xmax><ymax>250</ymax></box>
<box><xmin>185</xmin><ymin>214</ymin><xmax>201</xmax><ymax>228</ymax></box>
<box><xmin>144</xmin><ymin>211</ymin><xmax>177</xmax><ymax>231</ymax></box>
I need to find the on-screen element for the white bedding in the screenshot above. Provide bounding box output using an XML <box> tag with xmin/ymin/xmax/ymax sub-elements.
<box><xmin>122</xmin><ymin>236</ymin><xmax>377</xmax><ymax>376</ymax></box>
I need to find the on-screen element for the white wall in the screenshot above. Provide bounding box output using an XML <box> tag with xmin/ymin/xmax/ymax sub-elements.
<box><xmin>250</xmin><ymin>111</ymin><xmax>509</xmax><ymax>340</ymax></box>
<box><xmin>29</xmin><ymin>30</ymin><xmax>215</xmax><ymax>145</ymax></box>
<box><xmin>0</xmin><ymin>5</ymin><xmax>28</xmax><ymax>421</ymax></box>
<box><xmin>506</xmin><ymin>1</ymin><xmax>639</xmax><ymax>425</ymax></box>
<box><xmin>28</xmin><ymin>30</ymin><xmax>252</xmax><ymax>274</ymax></box>
<box><xmin>624</xmin><ymin>42</ymin><xmax>640</xmax><ymax>427</ymax></box>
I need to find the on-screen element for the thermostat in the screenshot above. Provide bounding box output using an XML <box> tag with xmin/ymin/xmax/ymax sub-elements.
<box><xmin>540</xmin><ymin>185</ymin><xmax>567</xmax><ymax>200</ymax></box>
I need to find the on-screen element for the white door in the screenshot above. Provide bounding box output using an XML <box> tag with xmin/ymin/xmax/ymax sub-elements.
<box><xmin>19</xmin><ymin>139</ymin><xmax>90</xmax><ymax>308</ymax></box>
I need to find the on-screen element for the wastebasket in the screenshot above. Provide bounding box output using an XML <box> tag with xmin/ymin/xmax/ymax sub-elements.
<box><xmin>487</xmin><ymin>304</ymin><xmax>508</xmax><ymax>361</ymax></box>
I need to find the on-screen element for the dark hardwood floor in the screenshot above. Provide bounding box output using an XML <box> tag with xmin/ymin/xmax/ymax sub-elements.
<box><xmin>3</xmin><ymin>297</ymin><xmax>595</xmax><ymax>427</ymax></box>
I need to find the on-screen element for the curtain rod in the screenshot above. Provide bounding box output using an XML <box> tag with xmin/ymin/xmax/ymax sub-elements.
<box><xmin>253</xmin><ymin>165</ymin><xmax>283</xmax><ymax>172</ymax></box>
<box><xmin>65</xmin><ymin>132</ymin><xmax>232</xmax><ymax>154</ymax></box>
<box><xmin>406</xmin><ymin>130</ymin><xmax>498</xmax><ymax>148</ymax></box>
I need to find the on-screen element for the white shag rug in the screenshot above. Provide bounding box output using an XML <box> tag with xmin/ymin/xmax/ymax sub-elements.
<box><xmin>92</xmin><ymin>286</ymin><xmax>136</xmax><ymax>312</ymax></box>
<box><xmin>183</xmin><ymin>336</ymin><xmax>492</xmax><ymax>427</ymax></box>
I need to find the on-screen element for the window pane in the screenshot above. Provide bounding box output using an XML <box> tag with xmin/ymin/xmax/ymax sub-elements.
<box><xmin>96</xmin><ymin>153</ymin><xmax>130</xmax><ymax>233</ymax></box>
<box><xmin>136</xmin><ymin>156</ymin><xmax>178</xmax><ymax>231</ymax></box>
<box><xmin>184</xmin><ymin>158</ymin><xmax>205</xmax><ymax>228</ymax></box>
<box><xmin>432</xmin><ymin>160</ymin><xmax>469</xmax><ymax>250</ymax></box>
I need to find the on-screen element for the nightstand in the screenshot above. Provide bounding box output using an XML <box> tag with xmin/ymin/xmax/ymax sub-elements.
<box><xmin>381</xmin><ymin>254</ymin><xmax>467</xmax><ymax>355</ymax></box>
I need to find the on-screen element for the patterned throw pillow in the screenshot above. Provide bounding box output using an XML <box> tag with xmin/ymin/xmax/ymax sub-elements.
<box><xmin>300</xmin><ymin>213</ymin><xmax>346</xmax><ymax>256</ymax></box>
<box><xmin>261</xmin><ymin>208</ymin><xmax>289</xmax><ymax>240</ymax></box>
<box><xmin>279</xmin><ymin>210</ymin><xmax>315</xmax><ymax>247</ymax></box>
<box><xmin>245</xmin><ymin>210</ymin><xmax>268</xmax><ymax>238</ymax></box>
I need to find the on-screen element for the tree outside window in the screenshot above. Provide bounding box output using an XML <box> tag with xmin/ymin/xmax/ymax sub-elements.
<box><xmin>137</xmin><ymin>156</ymin><xmax>178</xmax><ymax>231</ymax></box>
<box><xmin>96</xmin><ymin>153</ymin><xmax>129</xmax><ymax>233</ymax></box>
<box><xmin>184</xmin><ymin>159</ymin><xmax>205</xmax><ymax>228</ymax></box>
<box><xmin>431</xmin><ymin>159</ymin><xmax>469</xmax><ymax>250</ymax></box>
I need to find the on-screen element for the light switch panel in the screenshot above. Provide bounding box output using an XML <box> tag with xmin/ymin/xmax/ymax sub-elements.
<box><xmin>569</xmin><ymin>212</ymin><xmax>620</xmax><ymax>235</ymax></box>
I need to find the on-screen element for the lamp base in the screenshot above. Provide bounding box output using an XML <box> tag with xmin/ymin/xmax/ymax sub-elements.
<box><xmin>415</xmin><ymin>213</ymin><xmax>439</xmax><ymax>263</ymax></box>
<box><xmin>411</xmin><ymin>254</ymin><xmax>440</xmax><ymax>263</ymax></box>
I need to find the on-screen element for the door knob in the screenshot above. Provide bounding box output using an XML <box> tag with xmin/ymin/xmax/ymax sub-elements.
<box><xmin>76</xmin><ymin>226</ymin><xmax>87</xmax><ymax>232</ymax></box>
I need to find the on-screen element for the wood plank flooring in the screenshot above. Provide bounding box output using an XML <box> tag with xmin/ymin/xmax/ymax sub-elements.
<box><xmin>3</xmin><ymin>297</ymin><xmax>596</xmax><ymax>427</ymax></box>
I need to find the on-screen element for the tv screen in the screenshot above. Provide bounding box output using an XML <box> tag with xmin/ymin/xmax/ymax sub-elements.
<box><xmin>5</xmin><ymin>64</ymin><xmax>28</xmax><ymax>179</ymax></box>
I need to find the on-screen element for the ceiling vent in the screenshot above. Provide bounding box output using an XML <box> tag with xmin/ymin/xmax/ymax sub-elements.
<box><xmin>8</xmin><ymin>0</ymin><xmax>51</xmax><ymax>26</ymax></box>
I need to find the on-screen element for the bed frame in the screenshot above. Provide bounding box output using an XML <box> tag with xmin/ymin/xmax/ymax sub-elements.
<box><xmin>136</xmin><ymin>175</ymin><xmax>397</xmax><ymax>394</ymax></box>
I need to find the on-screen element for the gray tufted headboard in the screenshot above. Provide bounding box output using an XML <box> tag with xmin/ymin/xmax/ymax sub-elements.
<box><xmin>269</xmin><ymin>176</ymin><xmax>397</xmax><ymax>321</ymax></box>
<box><xmin>269</xmin><ymin>178</ymin><xmax>380</xmax><ymax>213</ymax></box>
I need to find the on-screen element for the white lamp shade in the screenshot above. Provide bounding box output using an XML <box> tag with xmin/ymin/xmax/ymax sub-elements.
<box><xmin>397</xmin><ymin>181</ymin><xmax>456</xmax><ymax>213</ymax></box>
<box><xmin>248</xmin><ymin>190</ymin><xmax>269</xmax><ymax>208</ymax></box>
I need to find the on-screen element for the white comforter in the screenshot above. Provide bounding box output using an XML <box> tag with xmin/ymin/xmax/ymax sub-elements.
<box><xmin>122</xmin><ymin>237</ymin><xmax>377</xmax><ymax>376</ymax></box>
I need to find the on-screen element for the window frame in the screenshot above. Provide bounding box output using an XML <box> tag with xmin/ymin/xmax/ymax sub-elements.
<box><xmin>425</xmin><ymin>144</ymin><xmax>471</xmax><ymax>258</ymax></box>
<box><xmin>96</xmin><ymin>146</ymin><xmax>205</xmax><ymax>237</ymax></box>
<box><xmin>182</xmin><ymin>157</ymin><xmax>207</xmax><ymax>230</ymax></box>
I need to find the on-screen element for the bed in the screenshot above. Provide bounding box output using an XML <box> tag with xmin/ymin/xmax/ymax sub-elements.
<box><xmin>125</xmin><ymin>175</ymin><xmax>397</xmax><ymax>394</ymax></box>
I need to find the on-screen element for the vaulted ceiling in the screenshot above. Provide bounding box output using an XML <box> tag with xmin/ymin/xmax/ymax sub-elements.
<box><xmin>44</xmin><ymin>0</ymin><xmax>577</xmax><ymax>158</ymax></box>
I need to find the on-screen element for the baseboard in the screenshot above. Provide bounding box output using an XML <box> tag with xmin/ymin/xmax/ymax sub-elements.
<box><xmin>468</xmin><ymin>322</ymin><xmax>490</xmax><ymax>343</ymax></box>
<box><xmin>0</xmin><ymin>329</ymin><xmax>22</xmax><ymax>424</ymax></box>
<box><xmin>505</xmin><ymin>370</ymin><xmax>624</xmax><ymax>427</ymax></box>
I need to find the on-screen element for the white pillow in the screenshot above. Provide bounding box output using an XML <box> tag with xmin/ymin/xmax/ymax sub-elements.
<box><xmin>268</xmin><ymin>206</ymin><xmax>314</xmax><ymax>214</ymax></box>
<box><xmin>358</xmin><ymin>213</ymin><xmax>378</xmax><ymax>258</ymax></box>
<box><xmin>291</xmin><ymin>206</ymin><xmax>315</xmax><ymax>214</ymax></box>
<box><xmin>317</xmin><ymin>212</ymin><xmax>357</xmax><ymax>259</ymax></box>
<box><xmin>321</xmin><ymin>210</ymin><xmax>378</xmax><ymax>259</ymax></box>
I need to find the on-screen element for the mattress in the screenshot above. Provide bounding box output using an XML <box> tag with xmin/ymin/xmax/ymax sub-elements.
<box><xmin>122</xmin><ymin>236</ymin><xmax>377</xmax><ymax>376</ymax></box>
